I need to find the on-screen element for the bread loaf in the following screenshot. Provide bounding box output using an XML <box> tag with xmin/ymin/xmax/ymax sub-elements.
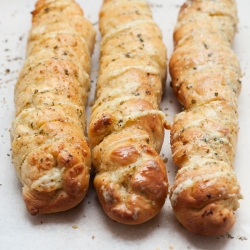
<box><xmin>88</xmin><ymin>0</ymin><xmax>169</xmax><ymax>225</ymax></box>
<box><xmin>10</xmin><ymin>0</ymin><xmax>96</xmax><ymax>215</ymax></box>
<box><xmin>169</xmin><ymin>0</ymin><xmax>242</xmax><ymax>235</ymax></box>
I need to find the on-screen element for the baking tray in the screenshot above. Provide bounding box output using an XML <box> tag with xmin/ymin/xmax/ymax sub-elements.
<box><xmin>0</xmin><ymin>0</ymin><xmax>249</xmax><ymax>249</ymax></box>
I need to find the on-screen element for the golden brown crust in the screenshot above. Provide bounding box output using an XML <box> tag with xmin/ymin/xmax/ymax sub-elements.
<box><xmin>169</xmin><ymin>0</ymin><xmax>242</xmax><ymax>235</ymax></box>
<box><xmin>10</xmin><ymin>0</ymin><xmax>95</xmax><ymax>215</ymax></box>
<box><xmin>93</xmin><ymin>132</ymin><xmax>168</xmax><ymax>224</ymax></box>
<box><xmin>88</xmin><ymin>0</ymin><xmax>168</xmax><ymax>224</ymax></box>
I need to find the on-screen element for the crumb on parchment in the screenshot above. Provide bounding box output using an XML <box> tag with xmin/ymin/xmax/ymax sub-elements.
<box><xmin>219</xmin><ymin>232</ymin><xmax>248</xmax><ymax>241</ymax></box>
<box><xmin>163</xmin><ymin>157</ymin><xmax>168</xmax><ymax>163</ymax></box>
<box><xmin>226</xmin><ymin>232</ymin><xmax>234</xmax><ymax>239</ymax></box>
<box><xmin>237</xmin><ymin>235</ymin><xmax>248</xmax><ymax>241</ymax></box>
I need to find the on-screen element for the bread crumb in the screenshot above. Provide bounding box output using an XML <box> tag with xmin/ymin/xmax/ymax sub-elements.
<box><xmin>72</xmin><ymin>225</ymin><xmax>78</xmax><ymax>229</ymax></box>
<box><xmin>226</xmin><ymin>232</ymin><xmax>234</xmax><ymax>239</ymax></box>
<box><xmin>163</xmin><ymin>157</ymin><xmax>168</xmax><ymax>163</ymax></box>
<box><xmin>169</xmin><ymin>246</ymin><xmax>174</xmax><ymax>250</ymax></box>
<box><xmin>237</xmin><ymin>235</ymin><xmax>248</xmax><ymax>241</ymax></box>
<box><xmin>92</xmin><ymin>236</ymin><xmax>95</xmax><ymax>240</ymax></box>
<box><xmin>89</xmin><ymin>99</ymin><xmax>95</xmax><ymax>106</ymax></box>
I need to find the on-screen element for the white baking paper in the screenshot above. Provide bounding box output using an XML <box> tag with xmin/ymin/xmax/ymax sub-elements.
<box><xmin>0</xmin><ymin>0</ymin><xmax>249</xmax><ymax>249</ymax></box>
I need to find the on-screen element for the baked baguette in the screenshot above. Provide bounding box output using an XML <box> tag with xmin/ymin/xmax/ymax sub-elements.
<box><xmin>88</xmin><ymin>0</ymin><xmax>169</xmax><ymax>224</ymax></box>
<box><xmin>10</xmin><ymin>0</ymin><xmax>95</xmax><ymax>215</ymax></box>
<box><xmin>169</xmin><ymin>0</ymin><xmax>242</xmax><ymax>235</ymax></box>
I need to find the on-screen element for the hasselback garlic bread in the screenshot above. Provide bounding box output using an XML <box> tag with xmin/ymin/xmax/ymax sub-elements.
<box><xmin>10</xmin><ymin>0</ymin><xmax>96</xmax><ymax>215</ymax></box>
<box><xmin>169</xmin><ymin>0</ymin><xmax>242</xmax><ymax>235</ymax></box>
<box><xmin>89</xmin><ymin>0</ymin><xmax>169</xmax><ymax>224</ymax></box>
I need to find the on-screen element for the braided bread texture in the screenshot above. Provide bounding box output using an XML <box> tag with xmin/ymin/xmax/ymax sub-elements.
<box><xmin>169</xmin><ymin>0</ymin><xmax>243</xmax><ymax>235</ymax></box>
<box><xmin>10</xmin><ymin>0</ymin><xmax>96</xmax><ymax>215</ymax></box>
<box><xmin>89</xmin><ymin>0</ymin><xmax>169</xmax><ymax>225</ymax></box>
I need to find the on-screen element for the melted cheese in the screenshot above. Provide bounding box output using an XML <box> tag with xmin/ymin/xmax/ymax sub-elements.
<box><xmin>171</xmin><ymin>171</ymin><xmax>237</xmax><ymax>206</ymax></box>
<box><xmin>105</xmin><ymin>64</ymin><xmax>159</xmax><ymax>83</ymax></box>
<box><xmin>114</xmin><ymin>110</ymin><xmax>166</xmax><ymax>131</ymax></box>
<box><xmin>101</xmin><ymin>19</ymin><xmax>155</xmax><ymax>47</ymax></box>
<box><xmin>31</xmin><ymin>167</ymin><xmax>64</xmax><ymax>192</ymax></box>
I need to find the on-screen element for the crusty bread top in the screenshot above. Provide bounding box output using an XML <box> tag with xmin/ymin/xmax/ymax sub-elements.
<box><xmin>11</xmin><ymin>0</ymin><xmax>95</xmax><ymax>215</ymax></box>
<box><xmin>88</xmin><ymin>0</ymin><xmax>169</xmax><ymax>224</ymax></box>
<box><xmin>169</xmin><ymin>0</ymin><xmax>242</xmax><ymax>235</ymax></box>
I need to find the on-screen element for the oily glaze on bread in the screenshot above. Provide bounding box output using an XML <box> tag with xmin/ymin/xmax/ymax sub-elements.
<box><xmin>88</xmin><ymin>0</ymin><xmax>169</xmax><ymax>224</ymax></box>
<box><xmin>169</xmin><ymin>0</ymin><xmax>242</xmax><ymax>235</ymax></box>
<box><xmin>10</xmin><ymin>0</ymin><xmax>95</xmax><ymax>215</ymax></box>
